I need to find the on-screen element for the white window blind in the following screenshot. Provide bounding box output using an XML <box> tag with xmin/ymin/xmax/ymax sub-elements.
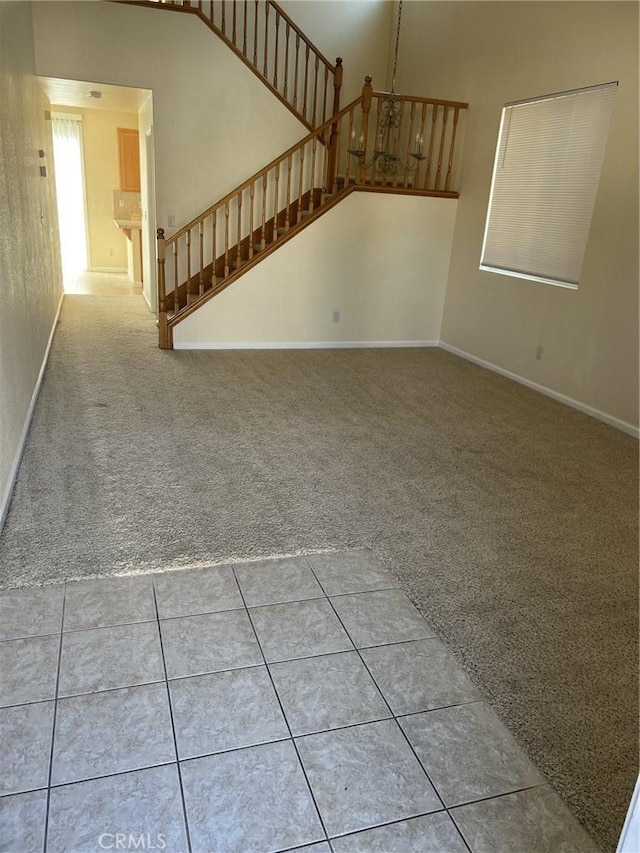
<box><xmin>480</xmin><ymin>81</ymin><xmax>617</xmax><ymax>289</ymax></box>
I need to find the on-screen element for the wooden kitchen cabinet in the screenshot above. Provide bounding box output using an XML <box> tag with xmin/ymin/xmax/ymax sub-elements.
<box><xmin>117</xmin><ymin>128</ymin><xmax>140</xmax><ymax>193</ymax></box>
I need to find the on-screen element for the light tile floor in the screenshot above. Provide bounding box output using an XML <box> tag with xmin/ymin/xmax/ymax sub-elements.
<box><xmin>0</xmin><ymin>549</ymin><xmax>601</xmax><ymax>853</ymax></box>
<box><xmin>63</xmin><ymin>270</ymin><xmax>142</xmax><ymax>297</ymax></box>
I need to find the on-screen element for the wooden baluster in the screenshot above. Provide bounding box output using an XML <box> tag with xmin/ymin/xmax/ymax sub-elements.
<box><xmin>327</xmin><ymin>57</ymin><xmax>342</xmax><ymax>191</ymax></box>
<box><xmin>419</xmin><ymin>100</ymin><xmax>428</xmax><ymax>174</ymax></box>
<box><xmin>311</xmin><ymin>55</ymin><xmax>319</xmax><ymax>126</ymax></box>
<box><xmin>358</xmin><ymin>76</ymin><xmax>373</xmax><ymax>186</ymax></box>
<box><xmin>211</xmin><ymin>211</ymin><xmax>217</xmax><ymax>283</ymax></box>
<box><xmin>249</xmin><ymin>183</ymin><xmax>255</xmax><ymax>258</ymax></box>
<box><xmin>236</xmin><ymin>190</ymin><xmax>243</xmax><ymax>268</ymax></box>
<box><xmin>221</xmin><ymin>0</ymin><xmax>225</xmax><ymax>36</ymax></box>
<box><xmin>285</xmin><ymin>155</ymin><xmax>292</xmax><ymax>229</ymax></box>
<box><xmin>156</xmin><ymin>228</ymin><xmax>170</xmax><ymax>349</ymax></box>
<box><xmin>321</xmin><ymin>65</ymin><xmax>329</xmax><ymax>125</ymax></box>
<box><xmin>185</xmin><ymin>229</ymin><xmax>192</xmax><ymax>303</ymax></box>
<box><xmin>403</xmin><ymin>101</ymin><xmax>416</xmax><ymax>188</ymax></box>
<box><xmin>208</xmin><ymin>0</ymin><xmax>213</xmax><ymax>24</ymax></box>
<box><xmin>424</xmin><ymin>103</ymin><xmax>439</xmax><ymax>190</ymax></box>
<box><xmin>346</xmin><ymin>106</ymin><xmax>356</xmax><ymax>185</ymax></box>
<box><xmin>310</xmin><ymin>134</ymin><xmax>318</xmax><ymax>210</ymax></box>
<box><xmin>297</xmin><ymin>143</ymin><xmax>305</xmax><ymax>223</ymax></box>
<box><xmin>445</xmin><ymin>107</ymin><xmax>460</xmax><ymax>191</ymax></box>
<box><xmin>372</xmin><ymin>95</ymin><xmax>383</xmax><ymax>185</ymax></box>
<box><xmin>320</xmin><ymin>132</ymin><xmax>329</xmax><ymax>199</ymax></box>
<box><xmin>173</xmin><ymin>241</ymin><xmax>179</xmax><ymax>313</ymax></box>
<box><xmin>274</xmin><ymin>162</ymin><xmax>280</xmax><ymax>240</ymax></box>
<box><xmin>224</xmin><ymin>201</ymin><xmax>230</xmax><ymax>276</ymax></box>
<box><xmin>332</xmin><ymin>57</ymin><xmax>343</xmax><ymax>117</ymax></box>
<box><xmin>261</xmin><ymin>172</ymin><xmax>268</xmax><ymax>249</ymax></box>
<box><xmin>198</xmin><ymin>221</ymin><xmax>204</xmax><ymax>296</ymax></box>
<box><xmin>263</xmin><ymin>2</ymin><xmax>269</xmax><ymax>78</ymax></box>
<box><xmin>274</xmin><ymin>10</ymin><xmax>280</xmax><ymax>89</ymax></box>
<box><xmin>283</xmin><ymin>23</ymin><xmax>290</xmax><ymax>99</ymax></box>
<box><xmin>331</xmin><ymin>118</ymin><xmax>341</xmax><ymax>194</ymax></box>
<box><xmin>253</xmin><ymin>0</ymin><xmax>258</xmax><ymax>66</ymax></box>
<box><xmin>293</xmin><ymin>33</ymin><xmax>300</xmax><ymax>110</ymax></box>
<box><xmin>302</xmin><ymin>43</ymin><xmax>310</xmax><ymax>121</ymax></box>
<box><xmin>243</xmin><ymin>1</ymin><xmax>247</xmax><ymax>55</ymax></box>
<box><xmin>232</xmin><ymin>0</ymin><xmax>237</xmax><ymax>46</ymax></box>
<box><xmin>435</xmin><ymin>105</ymin><xmax>449</xmax><ymax>190</ymax></box>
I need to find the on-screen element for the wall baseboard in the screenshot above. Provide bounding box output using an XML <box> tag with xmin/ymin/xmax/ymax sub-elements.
<box><xmin>616</xmin><ymin>776</ymin><xmax>640</xmax><ymax>853</ymax></box>
<box><xmin>90</xmin><ymin>266</ymin><xmax>128</xmax><ymax>274</ymax></box>
<box><xmin>173</xmin><ymin>340</ymin><xmax>439</xmax><ymax>350</ymax></box>
<box><xmin>0</xmin><ymin>293</ymin><xmax>65</xmax><ymax>534</ymax></box>
<box><xmin>438</xmin><ymin>341</ymin><xmax>639</xmax><ymax>438</ymax></box>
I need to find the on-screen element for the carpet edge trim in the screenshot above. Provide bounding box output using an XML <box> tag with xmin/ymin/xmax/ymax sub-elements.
<box><xmin>0</xmin><ymin>292</ymin><xmax>65</xmax><ymax>534</ymax></box>
<box><xmin>439</xmin><ymin>341</ymin><xmax>639</xmax><ymax>438</ymax></box>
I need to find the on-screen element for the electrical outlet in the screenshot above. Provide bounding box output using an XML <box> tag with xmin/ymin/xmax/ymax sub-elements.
<box><xmin>168</xmin><ymin>214</ymin><xmax>176</xmax><ymax>228</ymax></box>
<box><xmin>535</xmin><ymin>345</ymin><xmax>544</xmax><ymax>360</ymax></box>
<box><xmin>332</xmin><ymin>310</ymin><xmax>340</xmax><ymax>323</ymax></box>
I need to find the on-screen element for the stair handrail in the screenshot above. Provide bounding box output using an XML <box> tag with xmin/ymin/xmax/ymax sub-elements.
<box><xmin>157</xmin><ymin>78</ymin><xmax>469</xmax><ymax>348</ymax></box>
<box><xmin>163</xmin><ymin>94</ymin><xmax>363</xmax><ymax>246</ymax></box>
<box><xmin>162</xmin><ymin>86</ymin><xmax>468</xmax><ymax>246</ymax></box>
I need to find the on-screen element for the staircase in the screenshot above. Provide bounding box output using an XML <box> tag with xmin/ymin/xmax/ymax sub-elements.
<box><xmin>133</xmin><ymin>1</ymin><xmax>468</xmax><ymax>349</ymax></box>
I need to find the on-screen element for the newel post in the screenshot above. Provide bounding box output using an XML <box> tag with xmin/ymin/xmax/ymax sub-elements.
<box><xmin>325</xmin><ymin>58</ymin><xmax>343</xmax><ymax>194</ymax></box>
<box><xmin>357</xmin><ymin>75</ymin><xmax>373</xmax><ymax>184</ymax></box>
<box><xmin>156</xmin><ymin>228</ymin><xmax>171</xmax><ymax>350</ymax></box>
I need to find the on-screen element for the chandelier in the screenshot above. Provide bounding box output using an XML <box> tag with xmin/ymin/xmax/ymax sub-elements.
<box><xmin>348</xmin><ymin>1</ymin><xmax>425</xmax><ymax>174</ymax></box>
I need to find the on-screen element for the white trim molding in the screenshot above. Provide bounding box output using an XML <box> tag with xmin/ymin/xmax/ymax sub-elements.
<box><xmin>173</xmin><ymin>340</ymin><xmax>439</xmax><ymax>350</ymax></box>
<box><xmin>616</xmin><ymin>776</ymin><xmax>640</xmax><ymax>853</ymax></box>
<box><xmin>0</xmin><ymin>293</ymin><xmax>65</xmax><ymax>533</ymax></box>
<box><xmin>438</xmin><ymin>342</ymin><xmax>639</xmax><ymax>439</ymax></box>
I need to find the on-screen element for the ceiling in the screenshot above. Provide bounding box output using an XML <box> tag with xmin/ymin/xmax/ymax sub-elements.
<box><xmin>38</xmin><ymin>77</ymin><xmax>151</xmax><ymax>114</ymax></box>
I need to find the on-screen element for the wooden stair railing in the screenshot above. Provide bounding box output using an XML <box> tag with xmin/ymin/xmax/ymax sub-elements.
<box><xmin>156</xmin><ymin>78</ymin><xmax>468</xmax><ymax>349</ymax></box>
<box><xmin>119</xmin><ymin>0</ymin><xmax>342</xmax><ymax>130</ymax></box>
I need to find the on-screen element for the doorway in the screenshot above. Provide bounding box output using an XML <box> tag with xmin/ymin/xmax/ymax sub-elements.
<box><xmin>40</xmin><ymin>77</ymin><xmax>155</xmax><ymax>302</ymax></box>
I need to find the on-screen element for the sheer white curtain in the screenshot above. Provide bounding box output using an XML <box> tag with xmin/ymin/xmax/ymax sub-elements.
<box><xmin>52</xmin><ymin>117</ymin><xmax>88</xmax><ymax>277</ymax></box>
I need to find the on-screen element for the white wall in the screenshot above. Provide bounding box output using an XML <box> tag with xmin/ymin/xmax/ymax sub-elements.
<box><xmin>173</xmin><ymin>193</ymin><xmax>457</xmax><ymax>347</ymax></box>
<box><xmin>31</xmin><ymin>1</ymin><xmax>307</xmax><ymax>232</ymax></box>
<box><xmin>277</xmin><ymin>1</ymin><xmax>393</xmax><ymax>105</ymax></box>
<box><xmin>0</xmin><ymin>2</ymin><xmax>63</xmax><ymax>530</ymax></box>
<box><xmin>396</xmin><ymin>1</ymin><xmax>639</xmax><ymax>429</ymax></box>
<box><xmin>139</xmin><ymin>95</ymin><xmax>156</xmax><ymax>311</ymax></box>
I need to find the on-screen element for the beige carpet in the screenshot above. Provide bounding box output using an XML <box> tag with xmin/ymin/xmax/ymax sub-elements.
<box><xmin>1</xmin><ymin>294</ymin><xmax>637</xmax><ymax>852</ymax></box>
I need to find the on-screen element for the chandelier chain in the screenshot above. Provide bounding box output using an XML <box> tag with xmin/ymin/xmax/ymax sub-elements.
<box><xmin>390</xmin><ymin>0</ymin><xmax>403</xmax><ymax>95</ymax></box>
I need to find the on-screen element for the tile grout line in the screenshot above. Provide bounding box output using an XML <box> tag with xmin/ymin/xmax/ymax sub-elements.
<box><xmin>305</xmin><ymin>564</ymin><xmax>556</xmax><ymax>852</ymax></box>
<box><xmin>4</xmin><ymin>562</ymin><xmax>556</xmax><ymax>850</ymax></box>
<box><xmin>42</xmin><ymin>585</ymin><xmax>66</xmax><ymax>853</ymax></box>
<box><xmin>231</xmin><ymin>565</ymin><xmax>332</xmax><ymax>849</ymax></box>
<box><xmin>151</xmin><ymin>581</ymin><xmax>193</xmax><ymax>853</ymax></box>
<box><xmin>304</xmin><ymin>561</ymin><xmax>453</xmax><ymax>821</ymax></box>
<box><xmin>299</xmin><ymin>558</ymin><xmax>472</xmax><ymax>848</ymax></box>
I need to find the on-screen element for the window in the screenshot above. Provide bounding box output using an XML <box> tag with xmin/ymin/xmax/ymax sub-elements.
<box><xmin>480</xmin><ymin>82</ymin><xmax>617</xmax><ymax>289</ymax></box>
